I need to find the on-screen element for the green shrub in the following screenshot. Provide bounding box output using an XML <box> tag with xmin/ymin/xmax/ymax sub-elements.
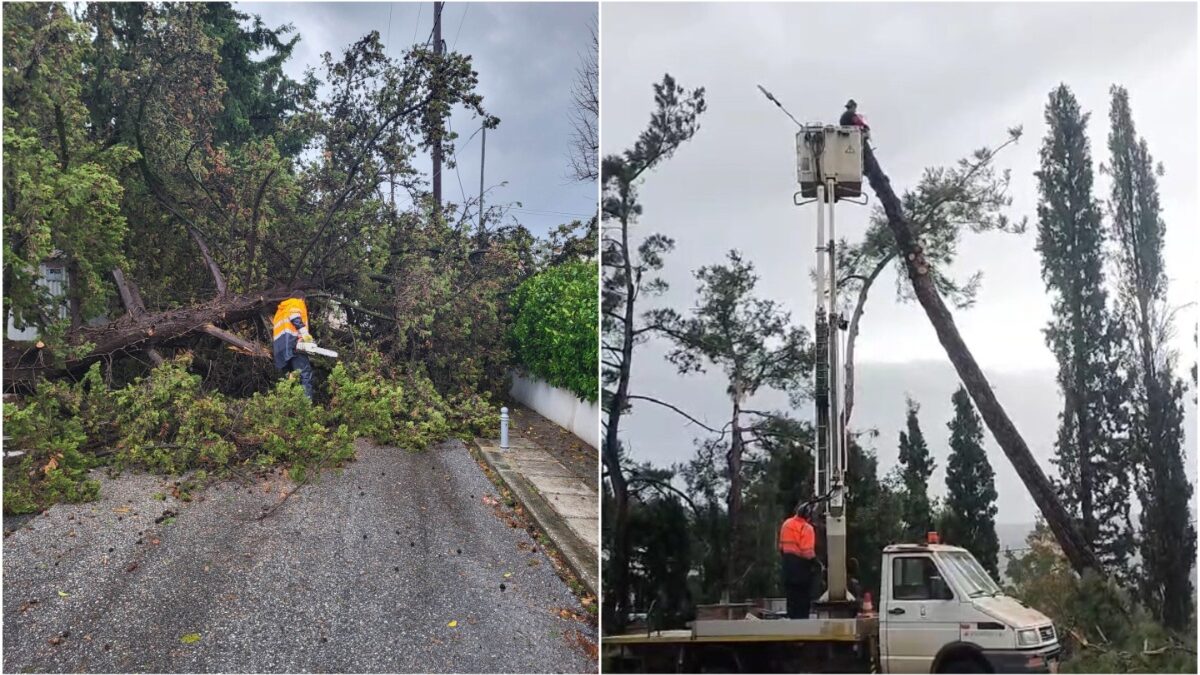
<box><xmin>327</xmin><ymin>361</ymin><xmax>402</xmax><ymax>445</ymax></box>
<box><xmin>509</xmin><ymin>260</ymin><xmax>598</xmax><ymax>402</ymax></box>
<box><xmin>394</xmin><ymin>368</ymin><xmax>453</xmax><ymax>449</ymax></box>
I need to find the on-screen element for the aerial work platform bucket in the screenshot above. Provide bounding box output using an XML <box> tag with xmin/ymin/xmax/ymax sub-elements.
<box><xmin>796</xmin><ymin>125</ymin><xmax>863</xmax><ymax>200</ymax></box>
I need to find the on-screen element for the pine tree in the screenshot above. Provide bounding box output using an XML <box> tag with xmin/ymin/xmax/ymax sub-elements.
<box><xmin>1034</xmin><ymin>84</ymin><xmax>1134</xmax><ymax>578</ymax></box>
<box><xmin>601</xmin><ymin>74</ymin><xmax>706</xmax><ymax>630</ymax></box>
<box><xmin>943</xmin><ymin>386</ymin><xmax>1000</xmax><ymax>578</ymax></box>
<box><xmin>1105</xmin><ymin>85</ymin><xmax>1195</xmax><ymax>630</ymax></box>
<box><xmin>650</xmin><ymin>250</ymin><xmax>811</xmax><ymax>599</ymax></box>
<box><xmin>897</xmin><ymin>398</ymin><xmax>935</xmax><ymax>541</ymax></box>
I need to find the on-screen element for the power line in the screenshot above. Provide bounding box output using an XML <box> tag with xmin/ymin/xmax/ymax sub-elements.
<box><xmin>411</xmin><ymin>3</ymin><xmax>422</xmax><ymax>45</ymax></box>
<box><xmin>449</xmin><ymin>119</ymin><xmax>468</xmax><ymax>207</ymax></box>
<box><xmin>508</xmin><ymin>207</ymin><xmax>596</xmax><ymax>219</ymax></box>
<box><xmin>451</xmin><ymin>4</ymin><xmax>469</xmax><ymax>51</ymax></box>
<box><xmin>410</xmin><ymin>120</ymin><xmax>482</xmax><ymax>221</ymax></box>
<box><xmin>384</xmin><ymin>3</ymin><xmax>394</xmax><ymax>54</ymax></box>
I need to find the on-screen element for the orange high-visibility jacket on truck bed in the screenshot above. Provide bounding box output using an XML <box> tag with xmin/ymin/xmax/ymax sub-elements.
<box><xmin>779</xmin><ymin>515</ymin><xmax>816</xmax><ymax>558</ymax></box>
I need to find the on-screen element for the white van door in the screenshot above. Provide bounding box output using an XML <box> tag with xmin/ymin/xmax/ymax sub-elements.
<box><xmin>883</xmin><ymin>555</ymin><xmax>962</xmax><ymax>673</ymax></box>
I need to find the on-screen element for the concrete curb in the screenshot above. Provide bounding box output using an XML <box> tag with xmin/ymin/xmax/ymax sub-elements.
<box><xmin>471</xmin><ymin>439</ymin><xmax>599</xmax><ymax>597</ymax></box>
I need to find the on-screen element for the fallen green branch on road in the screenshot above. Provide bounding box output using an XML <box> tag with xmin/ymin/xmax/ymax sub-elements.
<box><xmin>3</xmin><ymin>353</ymin><xmax>499</xmax><ymax>514</ymax></box>
<box><xmin>328</xmin><ymin>352</ymin><xmax>499</xmax><ymax>451</ymax></box>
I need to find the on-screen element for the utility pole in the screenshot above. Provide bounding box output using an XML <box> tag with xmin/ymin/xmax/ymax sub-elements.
<box><xmin>431</xmin><ymin>1</ymin><xmax>444</xmax><ymax>221</ymax></box>
<box><xmin>478</xmin><ymin>126</ymin><xmax>486</xmax><ymax>232</ymax></box>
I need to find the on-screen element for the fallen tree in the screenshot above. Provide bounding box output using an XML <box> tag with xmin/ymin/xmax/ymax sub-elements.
<box><xmin>3</xmin><ymin>283</ymin><xmax>292</xmax><ymax>389</ymax></box>
<box><xmin>3</xmin><ymin>13</ymin><xmax>499</xmax><ymax>392</ymax></box>
<box><xmin>861</xmin><ymin>143</ymin><xmax>1102</xmax><ymax>576</ymax></box>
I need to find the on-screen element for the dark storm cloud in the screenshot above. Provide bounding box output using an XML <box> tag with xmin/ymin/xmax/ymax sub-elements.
<box><xmin>602</xmin><ymin>2</ymin><xmax>1197</xmax><ymax>525</ymax></box>
<box><xmin>239</xmin><ymin>2</ymin><xmax>597</xmax><ymax>235</ymax></box>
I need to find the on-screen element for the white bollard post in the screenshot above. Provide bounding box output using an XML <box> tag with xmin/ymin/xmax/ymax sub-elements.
<box><xmin>499</xmin><ymin>407</ymin><xmax>509</xmax><ymax>449</ymax></box>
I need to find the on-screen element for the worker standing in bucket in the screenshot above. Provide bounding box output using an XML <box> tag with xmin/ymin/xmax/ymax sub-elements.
<box><xmin>273</xmin><ymin>289</ymin><xmax>315</xmax><ymax>400</ymax></box>
<box><xmin>839</xmin><ymin>99</ymin><xmax>870</xmax><ymax>138</ymax></box>
<box><xmin>779</xmin><ymin>502</ymin><xmax>817</xmax><ymax>619</ymax></box>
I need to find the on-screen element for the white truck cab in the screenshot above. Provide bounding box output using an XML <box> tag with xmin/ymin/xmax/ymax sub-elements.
<box><xmin>603</xmin><ymin>539</ymin><xmax>1062</xmax><ymax>673</ymax></box>
<box><xmin>879</xmin><ymin>542</ymin><xmax>1061</xmax><ymax>673</ymax></box>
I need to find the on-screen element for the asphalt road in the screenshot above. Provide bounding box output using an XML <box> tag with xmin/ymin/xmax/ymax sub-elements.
<box><xmin>3</xmin><ymin>440</ymin><xmax>597</xmax><ymax>673</ymax></box>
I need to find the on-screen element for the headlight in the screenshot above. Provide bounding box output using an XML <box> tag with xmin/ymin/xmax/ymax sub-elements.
<box><xmin>1017</xmin><ymin>628</ymin><xmax>1040</xmax><ymax>647</ymax></box>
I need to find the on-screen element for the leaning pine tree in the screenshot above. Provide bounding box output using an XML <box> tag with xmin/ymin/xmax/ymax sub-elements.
<box><xmin>1105</xmin><ymin>85</ymin><xmax>1195</xmax><ymax>631</ymax></box>
<box><xmin>943</xmin><ymin>386</ymin><xmax>1000</xmax><ymax>578</ymax></box>
<box><xmin>1033</xmin><ymin>84</ymin><xmax>1135</xmax><ymax>581</ymax></box>
<box><xmin>897</xmin><ymin>398</ymin><xmax>935</xmax><ymax>541</ymax></box>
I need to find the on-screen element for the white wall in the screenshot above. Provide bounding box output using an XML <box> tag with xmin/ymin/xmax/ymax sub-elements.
<box><xmin>509</xmin><ymin>370</ymin><xmax>599</xmax><ymax>450</ymax></box>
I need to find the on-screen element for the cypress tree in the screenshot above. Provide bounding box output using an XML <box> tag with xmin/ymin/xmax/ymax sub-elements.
<box><xmin>1106</xmin><ymin>85</ymin><xmax>1195</xmax><ymax>630</ymax></box>
<box><xmin>943</xmin><ymin>386</ymin><xmax>1000</xmax><ymax>578</ymax></box>
<box><xmin>897</xmin><ymin>398</ymin><xmax>935</xmax><ymax>541</ymax></box>
<box><xmin>846</xmin><ymin>438</ymin><xmax>905</xmax><ymax>598</ymax></box>
<box><xmin>1034</xmin><ymin>84</ymin><xmax>1134</xmax><ymax>578</ymax></box>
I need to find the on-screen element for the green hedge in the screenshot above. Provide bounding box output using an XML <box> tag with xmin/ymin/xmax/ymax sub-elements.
<box><xmin>509</xmin><ymin>261</ymin><xmax>598</xmax><ymax>402</ymax></box>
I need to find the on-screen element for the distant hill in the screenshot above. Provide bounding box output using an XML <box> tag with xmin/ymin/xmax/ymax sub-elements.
<box><xmin>851</xmin><ymin>361</ymin><xmax>1197</xmax><ymax>526</ymax></box>
<box><xmin>996</xmin><ymin>522</ymin><xmax>1036</xmax><ymax>555</ymax></box>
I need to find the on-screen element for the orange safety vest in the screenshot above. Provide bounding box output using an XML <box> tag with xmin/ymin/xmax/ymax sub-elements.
<box><xmin>272</xmin><ymin>298</ymin><xmax>309</xmax><ymax>340</ymax></box>
<box><xmin>779</xmin><ymin>515</ymin><xmax>815</xmax><ymax>558</ymax></box>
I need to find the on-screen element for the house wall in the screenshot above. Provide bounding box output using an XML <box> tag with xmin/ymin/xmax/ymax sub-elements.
<box><xmin>508</xmin><ymin>370</ymin><xmax>599</xmax><ymax>449</ymax></box>
<box><xmin>5</xmin><ymin>262</ymin><xmax>67</xmax><ymax>341</ymax></box>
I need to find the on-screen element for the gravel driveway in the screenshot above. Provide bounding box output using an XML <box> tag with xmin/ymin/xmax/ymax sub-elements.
<box><xmin>3</xmin><ymin>439</ymin><xmax>597</xmax><ymax>673</ymax></box>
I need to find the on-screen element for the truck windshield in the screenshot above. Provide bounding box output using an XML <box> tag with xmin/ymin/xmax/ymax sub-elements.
<box><xmin>940</xmin><ymin>551</ymin><xmax>1001</xmax><ymax>597</ymax></box>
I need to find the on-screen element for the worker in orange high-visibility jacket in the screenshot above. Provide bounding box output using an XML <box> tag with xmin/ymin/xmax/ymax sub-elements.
<box><xmin>272</xmin><ymin>290</ymin><xmax>314</xmax><ymax>400</ymax></box>
<box><xmin>779</xmin><ymin>502</ymin><xmax>817</xmax><ymax>619</ymax></box>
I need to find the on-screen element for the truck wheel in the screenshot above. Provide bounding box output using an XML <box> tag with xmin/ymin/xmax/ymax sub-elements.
<box><xmin>941</xmin><ymin>657</ymin><xmax>987</xmax><ymax>673</ymax></box>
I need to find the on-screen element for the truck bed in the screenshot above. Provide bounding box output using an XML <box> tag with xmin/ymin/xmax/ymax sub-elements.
<box><xmin>606</xmin><ymin>617</ymin><xmax>877</xmax><ymax>645</ymax></box>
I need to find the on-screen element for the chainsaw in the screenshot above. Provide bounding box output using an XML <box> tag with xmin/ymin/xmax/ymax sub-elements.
<box><xmin>296</xmin><ymin>340</ymin><xmax>339</xmax><ymax>359</ymax></box>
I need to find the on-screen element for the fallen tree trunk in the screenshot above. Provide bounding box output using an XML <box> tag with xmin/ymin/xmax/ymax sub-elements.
<box><xmin>4</xmin><ymin>287</ymin><xmax>292</xmax><ymax>388</ymax></box>
<box><xmin>862</xmin><ymin>143</ymin><xmax>1102</xmax><ymax>576</ymax></box>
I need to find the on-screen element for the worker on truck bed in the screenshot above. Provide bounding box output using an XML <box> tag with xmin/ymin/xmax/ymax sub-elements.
<box><xmin>779</xmin><ymin>502</ymin><xmax>817</xmax><ymax>619</ymax></box>
<box><xmin>273</xmin><ymin>290</ymin><xmax>315</xmax><ymax>400</ymax></box>
<box><xmin>847</xmin><ymin>557</ymin><xmax>864</xmax><ymax>612</ymax></box>
<box><xmin>839</xmin><ymin>99</ymin><xmax>870</xmax><ymax>137</ymax></box>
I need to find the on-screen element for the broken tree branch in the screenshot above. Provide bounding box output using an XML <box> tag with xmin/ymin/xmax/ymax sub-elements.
<box><xmin>111</xmin><ymin>268</ymin><xmax>164</xmax><ymax>366</ymax></box>
<box><xmin>188</xmin><ymin>227</ymin><xmax>227</xmax><ymax>297</ymax></box>
<box><xmin>199</xmin><ymin>324</ymin><xmax>270</xmax><ymax>359</ymax></box>
<box><xmin>625</xmin><ymin>394</ymin><xmax>726</xmax><ymax>436</ymax></box>
<box><xmin>844</xmin><ymin>252</ymin><xmax>893</xmax><ymax>423</ymax></box>
<box><xmin>287</xmin><ymin>96</ymin><xmax>430</xmax><ymax>286</ymax></box>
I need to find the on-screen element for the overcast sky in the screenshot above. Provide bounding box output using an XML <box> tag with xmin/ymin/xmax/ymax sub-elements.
<box><xmin>238</xmin><ymin>1</ymin><xmax>597</xmax><ymax>236</ymax></box>
<box><xmin>602</xmin><ymin>2</ymin><xmax>1197</xmax><ymax>527</ymax></box>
